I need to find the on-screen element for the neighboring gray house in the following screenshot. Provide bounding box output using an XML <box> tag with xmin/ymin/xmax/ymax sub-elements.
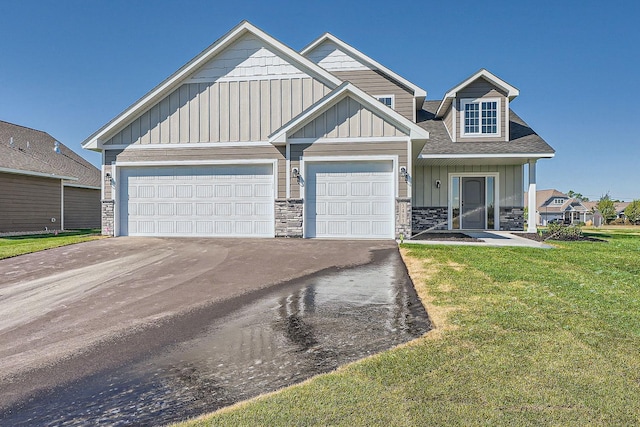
<box><xmin>525</xmin><ymin>189</ymin><xmax>590</xmax><ymax>226</ymax></box>
<box><xmin>83</xmin><ymin>21</ymin><xmax>554</xmax><ymax>239</ymax></box>
<box><xmin>0</xmin><ymin>120</ymin><xmax>101</xmax><ymax>232</ymax></box>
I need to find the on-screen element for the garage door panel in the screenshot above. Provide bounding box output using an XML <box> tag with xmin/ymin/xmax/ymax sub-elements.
<box><xmin>120</xmin><ymin>165</ymin><xmax>274</xmax><ymax>237</ymax></box>
<box><xmin>305</xmin><ymin>161</ymin><xmax>394</xmax><ymax>239</ymax></box>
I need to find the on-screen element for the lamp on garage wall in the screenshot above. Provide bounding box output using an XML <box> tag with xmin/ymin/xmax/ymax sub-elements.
<box><xmin>399</xmin><ymin>166</ymin><xmax>409</xmax><ymax>183</ymax></box>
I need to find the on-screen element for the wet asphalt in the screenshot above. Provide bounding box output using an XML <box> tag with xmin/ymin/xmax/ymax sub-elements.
<box><xmin>0</xmin><ymin>248</ymin><xmax>430</xmax><ymax>426</ymax></box>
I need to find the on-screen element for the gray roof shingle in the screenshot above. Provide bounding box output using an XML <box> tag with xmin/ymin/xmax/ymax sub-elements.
<box><xmin>417</xmin><ymin>100</ymin><xmax>555</xmax><ymax>156</ymax></box>
<box><xmin>0</xmin><ymin>121</ymin><xmax>100</xmax><ymax>187</ymax></box>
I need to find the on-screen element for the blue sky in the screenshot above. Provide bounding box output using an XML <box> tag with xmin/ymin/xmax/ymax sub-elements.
<box><xmin>1</xmin><ymin>0</ymin><xmax>638</xmax><ymax>201</ymax></box>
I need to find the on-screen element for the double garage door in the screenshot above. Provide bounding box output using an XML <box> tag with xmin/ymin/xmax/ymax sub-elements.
<box><xmin>119</xmin><ymin>165</ymin><xmax>274</xmax><ymax>237</ymax></box>
<box><xmin>305</xmin><ymin>161</ymin><xmax>395</xmax><ymax>239</ymax></box>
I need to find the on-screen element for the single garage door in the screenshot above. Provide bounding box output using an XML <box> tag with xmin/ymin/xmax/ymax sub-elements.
<box><xmin>305</xmin><ymin>161</ymin><xmax>395</xmax><ymax>239</ymax></box>
<box><xmin>119</xmin><ymin>165</ymin><xmax>274</xmax><ymax>237</ymax></box>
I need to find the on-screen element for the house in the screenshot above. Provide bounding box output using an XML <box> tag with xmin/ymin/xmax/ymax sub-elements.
<box><xmin>82</xmin><ymin>21</ymin><xmax>554</xmax><ymax>239</ymax></box>
<box><xmin>0</xmin><ymin>120</ymin><xmax>101</xmax><ymax>233</ymax></box>
<box><xmin>582</xmin><ymin>200</ymin><xmax>631</xmax><ymax>224</ymax></box>
<box><xmin>525</xmin><ymin>189</ymin><xmax>589</xmax><ymax>226</ymax></box>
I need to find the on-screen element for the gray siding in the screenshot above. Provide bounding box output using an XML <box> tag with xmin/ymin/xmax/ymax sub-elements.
<box><xmin>291</xmin><ymin>96</ymin><xmax>407</xmax><ymax>139</ymax></box>
<box><xmin>412</xmin><ymin>164</ymin><xmax>523</xmax><ymax>207</ymax></box>
<box><xmin>64</xmin><ymin>186</ymin><xmax>101</xmax><ymax>229</ymax></box>
<box><xmin>455</xmin><ymin>77</ymin><xmax>508</xmax><ymax>142</ymax></box>
<box><xmin>443</xmin><ymin>104</ymin><xmax>453</xmax><ymax>138</ymax></box>
<box><xmin>112</xmin><ymin>145</ymin><xmax>288</xmax><ymax>198</ymax></box>
<box><xmin>332</xmin><ymin>70</ymin><xmax>415</xmax><ymax>121</ymax></box>
<box><xmin>0</xmin><ymin>172</ymin><xmax>61</xmax><ymax>232</ymax></box>
<box><xmin>104</xmin><ymin>78</ymin><xmax>330</xmax><ymax>146</ymax></box>
<box><xmin>289</xmin><ymin>142</ymin><xmax>408</xmax><ymax>199</ymax></box>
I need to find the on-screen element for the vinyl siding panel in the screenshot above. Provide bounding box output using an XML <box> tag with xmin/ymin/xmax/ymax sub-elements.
<box><xmin>443</xmin><ymin>104</ymin><xmax>454</xmax><ymax>139</ymax></box>
<box><xmin>64</xmin><ymin>186</ymin><xmax>101</xmax><ymax>229</ymax></box>
<box><xmin>0</xmin><ymin>173</ymin><xmax>62</xmax><ymax>232</ymax></box>
<box><xmin>291</xmin><ymin>97</ymin><xmax>407</xmax><ymax>139</ymax></box>
<box><xmin>289</xmin><ymin>142</ymin><xmax>407</xmax><ymax>199</ymax></box>
<box><xmin>456</xmin><ymin>77</ymin><xmax>508</xmax><ymax>142</ymax></box>
<box><xmin>104</xmin><ymin>77</ymin><xmax>330</xmax><ymax>146</ymax></box>
<box><xmin>332</xmin><ymin>70</ymin><xmax>415</xmax><ymax>121</ymax></box>
<box><xmin>412</xmin><ymin>164</ymin><xmax>523</xmax><ymax>208</ymax></box>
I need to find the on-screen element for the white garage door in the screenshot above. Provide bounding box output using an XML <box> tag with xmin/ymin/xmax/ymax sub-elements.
<box><xmin>305</xmin><ymin>161</ymin><xmax>395</xmax><ymax>239</ymax></box>
<box><xmin>119</xmin><ymin>165</ymin><xmax>274</xmax><ymax>237</ymax></box>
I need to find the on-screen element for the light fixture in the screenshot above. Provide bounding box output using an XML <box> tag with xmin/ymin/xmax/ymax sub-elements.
<box><xmin>399</xmin><ymin>166</ymin><xmax>408</xmax><ymax>182</ymax></box>
<box><xmin>435</xmin><ymin>179</ymin><xmax>441</xmax><ymax>188</ymax></box>
<box><xmin>291</xmin><ymin>167</ymin><xmax>301</xmax><ymax>184</ymax></box>
<box><xmin>105</xmin><ymin>172</ymin><xmax>112</xmax><ymax>183</ymax></box>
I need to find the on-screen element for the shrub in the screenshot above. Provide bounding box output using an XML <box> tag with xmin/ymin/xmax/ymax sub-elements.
<box><xmin>545</xmin><ymin>223</ymin><xmax>584</xmax><ymax>240</ymax></box>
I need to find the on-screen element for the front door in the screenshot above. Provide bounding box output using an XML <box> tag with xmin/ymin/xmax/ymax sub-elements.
<box><xmin>461</xmin><ymin>177</ymin><xmax>486</xmax><ymax>229</ymax></box>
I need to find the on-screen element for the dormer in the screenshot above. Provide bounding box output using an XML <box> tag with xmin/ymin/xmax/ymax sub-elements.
<box><xmin>301</xmin><ymin>33</ymin><xmax>427</xmax><ymax>123</ymax></box>
<box><xmin>435</xmin><ymin>69</ymin><xmax>519</xmax><ymax>142</ymax></box>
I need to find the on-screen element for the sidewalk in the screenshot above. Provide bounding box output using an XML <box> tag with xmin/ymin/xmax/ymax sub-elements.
<box><xmin>403</xmin><ymin>231</ymin><xmax>553</xmax><ymax>248</ymax></box>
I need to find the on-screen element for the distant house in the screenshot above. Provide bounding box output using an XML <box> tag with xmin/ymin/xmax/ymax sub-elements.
<box><xmin>582</xmin><ymin>200</ymin><xmax>631</xmax><ymax>224</ymax></box>
<box><xmin>0</xmin><ymin>120</ymin><xmax>101</xmax><ymax>233</ymax></box>
<box><xmin>525</xmin><ymin>189</ymin><xmax>589</xmax><ymax>225</ymax></box>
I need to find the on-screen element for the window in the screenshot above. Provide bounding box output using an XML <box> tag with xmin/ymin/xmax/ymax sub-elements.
<box><xmin>375</xmin><ymin>95</ymin><xmax>394</xmax><ymax>109</ymax></box>
<box><xmin>552</xmin><ymin>198</ymin><xmax>564</xmax><ymax>205</ymax></box>
<box><xmin>460</xmin><ymin>98</ymin><xmax>500</xmax><ymax>136</ymax></box>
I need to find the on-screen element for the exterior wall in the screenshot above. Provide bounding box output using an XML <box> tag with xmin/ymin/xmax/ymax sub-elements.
<box><xmin>443</xmin><ymin>104</ymin><xmax>454</xmax><ymax>138</ymax></box>
<box><xmin>104</xmin><ymin>78</ymin><xmax>330</xmax><ymax>146</ymax></box>
<box><xmin>102</xmin><ymin>200</ymin><xmax>114</xmax><ymax>236</ymax></box>
<box><xmin>0</xmin><ymin>172</ymin><xmax>61</xmax><ymax>232</ymax></box>
<box><xmin>412</xmin><ymin>207</ymin><xmax>449</xmax><ymax>233</ymax></box>
<box><xmin>289</xmin><ymin>141</ymin><xmax>408</xmax><ymax>199</ymax></box>
<box><xmin>455</xmin><ymin>77</ymin><xmax>508</xmax><ymax>142</ymax></box>
<box><xmin>396</xmin><ymin>198</ymin><xmax>412</xmax><ymax>239</ymax></box>
<box><xmin>275</xmin><ymin>198</ymin><xmax>303</xmax><ymax>237</ymax></box>
<box><xmin>304</xmin><ymin>41</ymin><xmax>370</xmax><ymax>72</ymax></box>
<box><xmin>291</xmin><ymin>96</ymin><xmax>406</xmax><ymax>139</ymax></box>
<box><xmin>331</xmin><ymin>70</ymin><xmax>415</xmax><ymax>121</ymax></box>
<box><xmin>413</xmin><ymin>164</ymin><xmax>524</xmax><ymax>208</ymax></box>
<box><xmin>63</xmin><ymin>186</ymin><xmax>101</xmax><ymax>229</ymax></box>
<box><xmin>500</xmin><ymin>207</ymin><xmax>524</xmax><ymax>231</ymax></box>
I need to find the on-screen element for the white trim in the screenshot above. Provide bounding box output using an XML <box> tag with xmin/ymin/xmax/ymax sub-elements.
<box><xmin>0</xmin><ymin>166</ymin><xmax>77</xmax><ymax>181</ymax></box>
<box><xmin>374</xmin><ymin>94</ymin><xmax>395</xmax><ymax>110</ymax></box>
<box><xmin>288</xmin><ymin>136</ymin><xmax>409</xmax><ymax>144</ymax></box>
<box><xmin>82</xmin><ymin>21</ymin><xmax>343</xmax><ymax>150</ymax></box>
<box><xmin>406</xmin><ymin>136</ymin><xmax>412</xmax><ymax>197</ymax></box>
<box><xmin>459</xmin><ymin>97</ymin><xmax>501</xmax><ymax>138</ymax></box>
<box><xmin>286</xmin><ymin>143</ymin><xmax>291</xmax><ymax>199</ymax></box>
<box><xmin>60</xmin><ymin>181</ymin><xmax>65</xmax><ymax>231</ymax></box>
<box><xmin>104</xmin><ymin>141</ymin><xmax>273</xmax><ymax>151</ymax></box>
<box><xmin>301</xmin><ymin>33</ymin><xmax>427</xmax><ymax>98</ymax></box>
<box><xmin>63</xmin><ymin>183</ymin><xmax>101</xmax><ymax>190</ymax></box>
<box><xmin>448</xmin><ymin>172</ymin><xmax>500</xmax><ymax>231</ymax></box>
<box><xmin>101</xmin><ymin>151</ymin><xmax>106</xmax><ymax>199</ymax></box>
<box><xmin>420</xmin><ymin>153</ymin><xmax>555</xmax><ymax>159</ymax></box>
<box><xmin>505</xmin><ymin>98</ymin><xmax>510</xmax><ymax>142</ymax></box>
<box><xmin>451</xmin><ymin>99</ymin><xmax>457</xmax><ymax>142</ymax></box>
<box><xmin>115</xmin><ymin>159</ymin><xmax>277</xmax><ymax>167</ymax></box>
<box><xmin>185</xmin><ymin>73</ymin><xmax>310</xmax><ymax>84</ymax></box>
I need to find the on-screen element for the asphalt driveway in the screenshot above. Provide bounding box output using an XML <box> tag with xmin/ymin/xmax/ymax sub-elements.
<box><xmin>0</xmin><ymin>237</ymin><xmax>396</xmax><ymax>409</ymax></box>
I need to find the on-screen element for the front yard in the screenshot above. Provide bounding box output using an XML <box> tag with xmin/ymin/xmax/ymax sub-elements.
<box><xmin>0</xmin><ymin>229</ymin><xmax>102</xmax><ymax>260</ymax></box>
<box><xmin>177</xmin><ymin>229</ymin><xmax>640</xmax><ymax>426</ymax></box>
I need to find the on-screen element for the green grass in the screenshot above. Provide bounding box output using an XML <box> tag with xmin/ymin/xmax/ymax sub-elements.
<box><xmin>175</xmin><ymin>230</ymin><xmax>640</xmax><ymax>426</ymax></box>
<box><xmin>0</xmin><ymin>229</ymin><xmax>102</xmax><ymax>259</ymax></box>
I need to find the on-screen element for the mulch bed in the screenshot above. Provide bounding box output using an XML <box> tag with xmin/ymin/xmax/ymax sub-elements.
<box><xmin>409</xmin><ymin>232</ymin><xmax>482</xmax><ymax>242</ymax></box>
<box><xmin>519</xmin><ymin>233</ymin><xmax>606</xmax><ymax>242</ymax></box>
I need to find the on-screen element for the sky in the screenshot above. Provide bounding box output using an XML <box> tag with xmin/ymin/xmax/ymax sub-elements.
<box><xmin>1</xmin><ymin>0</ymin><xmax>638</xmax><ymax>201</ymax></box>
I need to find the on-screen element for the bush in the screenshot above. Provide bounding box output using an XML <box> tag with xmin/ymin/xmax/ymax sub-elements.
<box><xmin>545</xmin><ymin>223</ymin><xmax>584</xmax><ymax>240</ymax></box>
<box><xmin>611</xmin><ymin>218</ymin><xmax>627</xmax><ymax>225</ymax></box>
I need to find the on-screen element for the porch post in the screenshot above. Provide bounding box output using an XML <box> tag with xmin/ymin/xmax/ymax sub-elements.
<box><xmin>527</xmin><ymin>159</ymin><xmax>537</xmax><ymax>233</ymax></box>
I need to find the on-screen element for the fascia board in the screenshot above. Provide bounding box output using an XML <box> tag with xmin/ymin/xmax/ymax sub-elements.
<box><xmin>420</xmin><ymin>153</ymin><xmax>555</xmax><ymax>159</ymax></box>
<box><xmin>82</xmin><ymin>21</ymin><xmax>343</xmax><ymax>150</ymax></box>
<box><xmin>0</xmin><ymin>166</ymin><xmax>78</xmax><ymax>181</ymax></box>
<box><xmin>301</xmin><ymin>33</ymin><xmax>427</xmax><ymax>98</ymax></box>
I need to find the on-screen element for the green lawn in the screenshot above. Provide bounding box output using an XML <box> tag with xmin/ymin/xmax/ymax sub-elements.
<box><xmin>0</xmin><ymin>229</ymin><xmax>103</xmax><ymax>260</ymax></box>
<box><xmin>176</xmin><ymin>230</ymin><xmax>640</xmax><ymax>426</ymax></box>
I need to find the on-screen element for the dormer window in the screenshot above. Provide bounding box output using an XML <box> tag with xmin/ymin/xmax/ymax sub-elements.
<box><xmin>460</xmin><ymin>98</ymin><xmax>500</xmax><ymax>137</ymax></box>
<box><xmin>375</xmin><ymin>95</ymin><xmax>394</xmax><ymax>109</ymax></box>
<box><xmin>552</xmin><ymin>198</ymin><xmax>564</xmax><ymax>205</ymax></box>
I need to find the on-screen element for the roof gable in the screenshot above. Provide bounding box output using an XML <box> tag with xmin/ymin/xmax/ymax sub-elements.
<box><xmin>269</xmin><ymin>82</ymin><xmax>429</xmax><ymax>144</ymax></box>
<box><xmin>82</xmin><ymin>21</ymin><xmax>343</xmax><ymax>150</ymax></box>
<box><xmin>301</xmin><ymin>33</ymin><xmax>427</xmax><ymax>99</ymax></box>
<box><xmin>435</xmin><ymin>69</ymin><xmax>519</xmax><ymax>118</ymax></box>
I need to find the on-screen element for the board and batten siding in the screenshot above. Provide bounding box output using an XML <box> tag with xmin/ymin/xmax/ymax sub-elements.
<box><xmin>291</xmin><ymin>96</ymin><xmax>407</xmax><ymax>139</ymax></box>
<box><xmin>412</xmin><ymin>164</ymin><xmax>524</xmax><ymax>207</ymax></box>
<box><xmin>331</xmin><ymin>70</ymin><xmax>415</xmax><ymax>121</ymax></box>
<box><xmin>64</xmin><ymin>187</ymin><xmax>101</xmax><ymax>229</ymax></box>
<box><xmin>289</xmin><ymin>142</ymin><xmax>408</xmax><ymax>199</ymax></box>
<box><xmin>104</xmin><ymin>78</ymin><xmax>330</xmax><ymax>146</ymax></box>
<box><xmin>0</xmin><ymin>173</ymin><xmax>61</xmax><ymax>232</ymax></box>
<box><xmin>453</xmin><ymin>77</ymin><xmax>508</xmax><ymax>142</ymax></box>
<box><xmin>112</xmin><ymin>145</ymin><xmax>287</xmax><ymax>198</ymax></box>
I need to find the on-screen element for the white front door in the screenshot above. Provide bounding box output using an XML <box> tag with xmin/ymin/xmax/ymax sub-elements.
<box><xmin>119</xmin><ymin>165</ymin><xmax>274</xmax><ymax>237</ymax></box>
<box><xmin>305</xmin><ymin>161</ymin><xmax>395</xmax><ymax>239</ymax></box>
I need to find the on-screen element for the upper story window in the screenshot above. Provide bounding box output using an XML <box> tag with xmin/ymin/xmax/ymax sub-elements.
<box><xmin>460</xmin><ymin>98</ymin><xmax>500</xmax><ymax>137</ymax></box>
<box><xmin>375</xmin><ymin>95</ymin><xmax>394</xmax><ymax>109</ymax></box>
<box><xmin>552</xmin><ymin>198</ymin><xmax>565</xmax><ymax>205</ymax></box>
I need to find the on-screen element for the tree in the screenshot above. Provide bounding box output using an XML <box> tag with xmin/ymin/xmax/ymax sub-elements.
<box><xmin>596</xmin><ymin>193</ymin><xmax>617</xmax><ymax>224</ymax></box>
<box><xmin>567</xmin><ymin>190</ymin><xmax>589</xmax><ymax>201</ymax></box>
<box><xmin>624</xmin><ymin>200</ymin><xmax>640</xmax><ymax>225</ymax></box>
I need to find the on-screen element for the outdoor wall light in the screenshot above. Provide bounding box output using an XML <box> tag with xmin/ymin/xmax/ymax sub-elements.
<box><xmin>399</xmin><ymin>166</ymin><xmax>408</xmax><ymax>182</ymax></box>
<box><xmin>291</xmin><ymin>167</ymin><xmax>302</xmax><ymax>184</ymax></box>
<box><xmin>105</xmin><ymin>172</ymin><xmax>112</xmax><ymax>183</ymax></box>
<box><xmin>435</xmin><ymin>179</ymin><xmax>441</xmax><ymax>188</ymax></box>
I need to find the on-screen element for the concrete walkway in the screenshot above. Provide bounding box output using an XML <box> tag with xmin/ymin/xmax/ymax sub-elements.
<box><xmin>404</xmin><ymin>231</ymin><xmax>553</xmax><ymax>248</ymax></box>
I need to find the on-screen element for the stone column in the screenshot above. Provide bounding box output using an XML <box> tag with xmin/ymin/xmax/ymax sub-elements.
<box><xmin>101</xmin><ymin>200</ymin><xmax>114</xmax><ymax>236</ymax></box>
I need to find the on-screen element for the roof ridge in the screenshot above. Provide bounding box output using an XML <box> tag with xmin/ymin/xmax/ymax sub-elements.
<box><xmin>0</xmin><ymin>120</ymin><xmax>50</xmax><ymax>137</ymax></box>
